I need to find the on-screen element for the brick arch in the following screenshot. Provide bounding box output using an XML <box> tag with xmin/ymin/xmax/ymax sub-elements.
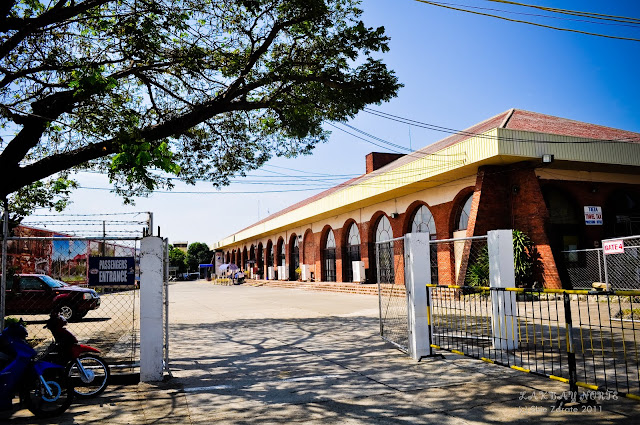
<box><xmin>319</xmin><ymin>224</ymin><xmax>336</xmax><ymax>282</ymax></box>
<box><xmin>242</xmin><ymin>246</ymin><xmax>248</xmax><ymax>270</ymax></box>
<box><xmin>276</xmin><ymin>237</ymin><xmax>285</xmax><ymax>268</ymax></box>
<box><xmin>288</xmin><ymin>233</ymin><xmax>299</xmax><ymax>279</ymax></box>
<box><xmin>341</xmin><ymin>219</ymin><xmax>362</xmax><ymax>282</ymax></box>
<box><xmin>368</xmin><ymin>210</ymin><xmax>391</xmax><ymax>243</ymax></box>
<box><xmin>341</xmin><ymin>219</ymin><xmax>359</xmax><ymax>246</ymax></box>
<box><xmin>449</xmin><ymin>186</ymin><xmax>475</xmax><ymax>236</ymax></box>
<box><xmin>302</xmin><ymin>228</ymin><xmax>314</xmax><ymax>265</ymax></box>
<box><xmin>265</xmin><ymin>239</ymin><xmax>274</xmax><ymax>270</ymax></box>
<box><xmin>403</xmin><ymin>200</ymin><xmax>431</xmax><ymax>235</ymax></box>
<box><xmin>257</xmin><ymin>242</ymin><xmax>264</xmax><ymax>276</ymax></box>
<box><xmin>367</xmin><ymin>211</ymin><xmax>393</xmax><ymax>285</ymax></box>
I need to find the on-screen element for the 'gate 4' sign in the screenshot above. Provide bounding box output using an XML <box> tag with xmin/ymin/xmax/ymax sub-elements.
<box><xmin>89</xmin><ymin>257</ymin><xmax>136</xmax><ymax>285</ymax></box>
<box><xmin>603</xmin><ymin>240</ymin><xmax>624</xmax><ymax>255</ymax></box>
<box><xmin>584</xmin><ymin>206</ymin><xmax>603</xmax><ymax>225</ymax></box>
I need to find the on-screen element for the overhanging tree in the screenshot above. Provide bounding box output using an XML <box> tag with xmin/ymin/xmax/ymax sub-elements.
<box><xmin>0</xmin><ymin>0</ymin><xmax>401</xmax><ymax>216</ymax></box>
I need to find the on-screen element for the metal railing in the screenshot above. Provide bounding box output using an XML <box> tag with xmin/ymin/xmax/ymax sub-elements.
<box><xmin>429</xmin><ymin>285</ymin><xmax>640</xmax><ymax>401</ymax></box>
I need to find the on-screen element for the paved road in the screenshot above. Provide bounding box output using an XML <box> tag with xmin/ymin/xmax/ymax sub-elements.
<box><xmin>8</xmin><ymin>281</ymin><xmax>640</xmax><ymax>423</ymax></box>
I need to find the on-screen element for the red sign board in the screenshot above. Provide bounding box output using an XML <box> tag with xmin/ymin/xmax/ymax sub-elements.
<box><xmin>603</xmin><ymin>240</ymin><xmax>624</xmax><ymax>255</ymax></box>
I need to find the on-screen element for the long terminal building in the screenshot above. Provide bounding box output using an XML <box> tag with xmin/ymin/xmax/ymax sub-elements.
<box><xmin>214</xmin><ymin>109</ymin><xmax>640</xmax><ymax>289</ymax></box>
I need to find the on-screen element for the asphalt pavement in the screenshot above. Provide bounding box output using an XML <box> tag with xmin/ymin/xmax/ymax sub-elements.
<box><xmin>7</xmin><ymin>281</ymin><xmax>640</xmax><ymax>424</ymax></box>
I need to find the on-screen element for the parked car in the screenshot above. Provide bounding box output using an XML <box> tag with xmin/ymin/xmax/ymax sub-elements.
<box><xmin>4</xmin><ymin>274</ymin><xmax>101</xmax><ymax>321</ymax></box>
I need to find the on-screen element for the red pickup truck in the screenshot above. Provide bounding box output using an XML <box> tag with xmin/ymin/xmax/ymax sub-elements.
<box><xmin>5</xmin><ymin>274</ymin><xmax>101</xmax><ymax>321</ymax></box>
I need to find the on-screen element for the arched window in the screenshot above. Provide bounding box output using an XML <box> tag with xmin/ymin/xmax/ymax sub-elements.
<box><xmin>266</xmin><ymin>241</ymin><xmax>273</xmax><ymax>268</ymax></box>
<box><xmin>257</xmin><ymin>243</ymin><xmax>264</xmax><ymax>274</ymax></box>
<box><xmin>457</xmin><ymin>194</ymin><xmax>473</xmax><ymax>231</ymax></box>
<box><xmin>344</xmin><ymin>223</ymin><xmax>361</xmax><ymax>282</ymax></box>
<box><xmin>375</xmin><ymin>216</ymin><xmax>394</xmax><ymax>283</ymax></box>
<box><xmin>290</xmin><ymin>235</ymin><xmax>299</xmax><ymax>279</ymax></box>
<box><xmin>278</xmin><ymin>239</ymin><xmax>285</xmax><ymax>268</ymax></box>
<box><xmin>242</xmin><ymin>248</ymin><xmax>247</xmax><ymax>270</ymax></box>
<box><xmin>249</xmin><ymin>245</ymin><xmax>256</xmax><ymax>270</ymax></box>
<box><xmin>324</xmin><ymin>229</ymin><xmax>336</xmax><ymax>282</ymax></box>
<box><xmin>411</xmin><ymin>205</ymin><xmax>436</xmax><ymax>234</ymax></box>
<box><xmin>410</xmin><ymin>205</ymin><xmax>438</xmax><ymax>284</ymax></box>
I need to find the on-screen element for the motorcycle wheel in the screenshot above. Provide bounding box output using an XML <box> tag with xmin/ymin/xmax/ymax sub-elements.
<box><xmin>23</xmin><ymin>368</ymin><xmax>74</xmax><ymax>418</ymax></box>
<box><xmin>66</xmin><ymin>353</ymin><xmax>110</xmax><ymax>398</ymax></box>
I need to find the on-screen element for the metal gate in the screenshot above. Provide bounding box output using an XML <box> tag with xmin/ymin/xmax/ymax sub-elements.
<box><xmin>375</xmin><ymin>236</ymin><xmax>408</xmax><ymax>353</ymax></box>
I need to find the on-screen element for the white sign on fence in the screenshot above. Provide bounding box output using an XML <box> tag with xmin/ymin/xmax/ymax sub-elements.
<box><xmin>584</xmin><ymin>206</ymin><xmax>603</xmax><ymax>225</ymax></box>
<box><xmin>603</xmin><ymin>239</ymin><xmax>624</xmax><ymax>255</ymax></box>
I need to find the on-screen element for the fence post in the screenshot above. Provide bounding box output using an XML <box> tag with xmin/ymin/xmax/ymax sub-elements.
<box><xmin>404</xmin><ymin>233</ymin><xmax>432</xmax><ymax>360</ymax></box>
<box><xmin>140</xmin><ymin>236</ymin><xmax>165</xmax><ymax>382</ymax></box>
<box><xmin>488</xmin><ymin>229</ymin><xmax>518</xmax><ymax>350</ymax></box>
<box><xmin>562</xmin><ymin>292</ymin><xmax>579</xmax><ymax>396</ymax></box>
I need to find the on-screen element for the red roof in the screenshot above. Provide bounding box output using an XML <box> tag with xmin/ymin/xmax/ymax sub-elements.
<box><xmin>232</xmin><ymin>109</ymin><xmax>640</xmax><ymax>237</ymax></box>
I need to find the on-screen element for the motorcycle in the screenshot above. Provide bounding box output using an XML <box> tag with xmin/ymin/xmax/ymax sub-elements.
<box><xmin>0</xmin><ymin>320</ymin><xmax>73</xmax><ymax>418</ymax></box>
<box><xmin>43</xmin><ymin>313</ymin><xmax>110</xmax><ymax>398</ymax></box>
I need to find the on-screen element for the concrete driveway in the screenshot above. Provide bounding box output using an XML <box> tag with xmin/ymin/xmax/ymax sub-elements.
<box><xmin>165</xmin><ymin>282</ymin><xmax>640</xmax><ymax>424</ymax></box>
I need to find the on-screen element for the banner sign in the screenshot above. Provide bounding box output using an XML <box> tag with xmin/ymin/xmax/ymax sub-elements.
<box><xmin>584</xmin><ymin>206</ymin><xmax>603</xmax><ymax>225</ymax></box>
<box><xmin>603</xmin><ymin>240</ymin><xmax>624</xmax><ymax>255</ymax></box>
<box><xmin>88</xmin><ymin>256</ymin><xmax>135</xmax><ymax>285</ymax></box>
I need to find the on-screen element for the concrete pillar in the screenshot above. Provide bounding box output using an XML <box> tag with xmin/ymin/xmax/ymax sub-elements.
<box><xmin>140</xmin><ymin>236</ymin><xmax>165</xmax><ymax>382</ymax></box>
<box><xmin>488</xmin><ymin>229</ymin><xmax>518</xmax><ymax>350</ymax></box>
<box><xmin>404</xmin><ymin>233</ymin><xmax>432</xmax><ymax>361</ymax></box>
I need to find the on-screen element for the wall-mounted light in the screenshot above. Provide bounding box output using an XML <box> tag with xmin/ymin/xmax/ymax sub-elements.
<box><xmin>542</xmin><ymin>154</ymin><xmax>554</xmax><ymax>163</ymax></box>
<box><xmin>390</xmin><ymin>213</ymin><xmax>399</xmax><ymax>219</ymax></box>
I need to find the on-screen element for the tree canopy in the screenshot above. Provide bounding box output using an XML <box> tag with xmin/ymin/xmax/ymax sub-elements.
<box><xmin>168</xmin><ymin>244</ymin><xmax>187</xmax><ymax>274</ymax></box>
<box><xmin>186</xmin><ymin>242</ymin><xmax>213</xmax><ymax>272</ymax></box>
<box><xmin>0</xmin><ymin>0</ymin><xmax>400</xmax><ymax>212</ymax></box>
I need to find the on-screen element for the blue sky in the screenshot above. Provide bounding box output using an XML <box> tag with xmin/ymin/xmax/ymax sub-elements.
<box><xmin>47</xmin><ymin>0</ymin><xmax>640</xmax><ymax>246</ymax></box>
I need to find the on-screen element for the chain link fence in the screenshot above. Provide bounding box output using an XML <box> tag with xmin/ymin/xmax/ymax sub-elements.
<box><xmin>2</xmin><ymin>235</ymin><xmax>142</xmax><ymax>371</ymax></box>
<box><xmin>562</xmin><ymin>248</ymin><xmax>605</xmax><ymax>290</ymax></box>
<box><xmin>563</xmin><ymin>236</ymin><xmax>640</xmax><ymax>290</ymax></box>
<box><xmin>604</xmin><ymin>236</ymin><xmax>640</xmax><ymax>290</ymax></box>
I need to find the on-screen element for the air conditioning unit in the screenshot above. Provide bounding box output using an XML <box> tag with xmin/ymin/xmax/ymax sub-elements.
<box><xmin>352</xmin><ymin>261</ymin><xmax>366</xmax><ymax>282</ymax></box>
<box><xmin>301</xmin><ymin>264</ymin><xmax>310</xmax><ymax>281</ymax></box>
<box><xmin>267</xmin><ymin>267</ymin><xmax>274</xmax><ymax>280</ymax></box>
<box><xmin>278</xmin><ymin>265</ymin><xmax>289</xmax><ymax>280</ymax></box>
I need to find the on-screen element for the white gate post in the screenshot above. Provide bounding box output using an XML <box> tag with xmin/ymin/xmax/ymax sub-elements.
<box><xmin>488</xmin><ymin>229</ymin><xmax>518</xmax><ymax>350</ymax></box>
<box><xmin>140</xmin><ymin>236</ymin><xmax>165</xmax><ymax>382</ymax></box>
<box><xmin>404</xmin><ymin>233</ymin><xmax>432</xmax><ymax>361</ymax></box>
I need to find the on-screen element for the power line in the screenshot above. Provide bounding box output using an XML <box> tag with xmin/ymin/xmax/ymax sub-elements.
<box><xmin>486</xmin><ymin>0</ymin><xmax>640</xmax><ymax>24</ymax></box>
<box><xmin>414</xmin><ymin>0</ymin><xmax>640</xmax><ymax>42</ymax></box>
<box><xmin>362</xmin><ymin>108</ymin><xmax>640</xmax><ymax>144</ymax></box>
